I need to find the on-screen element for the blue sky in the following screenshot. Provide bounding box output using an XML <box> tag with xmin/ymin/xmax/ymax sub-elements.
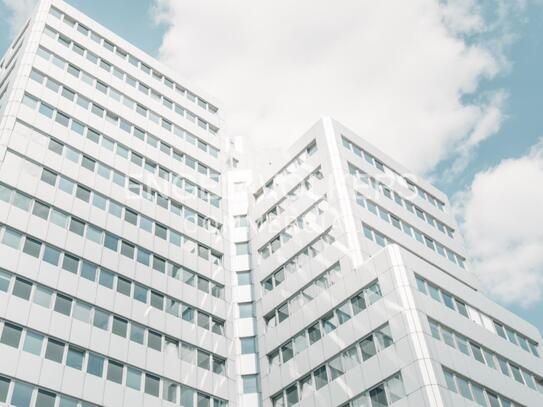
<box><xmin>1</xmin><ymin>0</ymin><xmax>542</xmax><ymax>333</ymax></box>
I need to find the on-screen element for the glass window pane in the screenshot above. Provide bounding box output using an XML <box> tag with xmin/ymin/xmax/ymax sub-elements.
<box><xmin>127</xmin><ymin>367</ymin><xmax>141</xmax><ymax>390</ymax></box>
<box><xmin>54</xmin><ymin>294</ymin><xmax>72</xmax><ymax>316</ymax></box>
<box><xmin>313</xmin><ymin>365</ymin><xmax>328</xmax><ymax>389</ymax></box>
<box><xmin>93</xmin><ymin>309</ymin><xmax>110</xmax><ymax>330</ymax></box>
<box><xmin>145</xmin><ymin>374</ymin><xmax>160</xmax><ymax>396</ymax></box>
<box><xmin>107</xmin><ymin>360</ymin><xmax>124</xmax><ymax>384</ymax></box>
<box><xmin>35</xmin><ymin>389</ymin><xmax>56</xmax><ymax>407</ymax></box>
<box><xmin>66</xmin><ymin>346</ymin><xmax>84</xmax><ymax>370</ymax></box>
<box><xmin>10</xmin><ymin>382</ymin><xmax>33</xmax><ymax>407</ymax></box>
<box><xmin>242</xmin><ymin>375</ymin><xmax>258</xmax><ymax>393</ymax></box>
<box><xmin>45</xmin><ymin>338</ymin><xmax>65</xmax><ymax>363</ymax></box>
<box><xmin>22</xmin><ymin>331</ymin><xmax>44</xmax><ymax>356</ymax></box>
<box><xmin>0</xmin><ymin>322</ymin><xmax>22</xmax><ymax>348</ymax></box>
<box><xmin>87</xmin><ymin>353</ymin><xmax>104</xmax><ymax>377</ymax></box>
<box><xmin>73</xmin><ymin>302</ymin><xmax>92</xmax><ymax>323</ymax></box>
<box><xmin>0</xmin><ymin>377</ymin><xmax>8</xmax><ymax>402</ymax></box>
<box><xmin>13</xmin><ymin>278</ymin><xmax>32</xmax><ymax>300</ymax></box>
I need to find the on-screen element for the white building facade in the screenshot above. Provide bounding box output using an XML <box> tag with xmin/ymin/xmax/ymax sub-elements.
<box><xmin>0</xmin><ymin>1</ymin><xmax>541</xmax><ymax>407</ymax></box>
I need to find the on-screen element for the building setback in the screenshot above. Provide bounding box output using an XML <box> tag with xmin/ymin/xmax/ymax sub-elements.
<box><xmin>0</xmin><ymin>1</ymin><xmax>541</xmax><ymax>406</ymax></box>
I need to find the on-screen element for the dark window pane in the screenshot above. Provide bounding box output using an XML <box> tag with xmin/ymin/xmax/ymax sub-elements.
<box><xmin>35</xmin><ymin>389</ymin><xmax>56</xmax><ymax>407</ymax></box>
<box><xmin>66</xmin><ymin>346</ymin><xmax>84</xmax><ymax>370</ymax></box>
<box><xmin>13</xmin><ymin>278</ymin><xmax>32</xmax><ymax>300</ymax></box>
<box><xmin>0</xmin><ymin>323</ymin><xmax>22</xmax><ymax>348</ymax></box>
<box><xmin>112</xmin><ymin>317</ymin><xmax>128</xmax><ymax>337</ymax></box>
<box><xmin>148</xmin><ymin>331</ymin><xmax>162</xmax><ymax>351</ymax></box>
<box><xmin>87</xmin><ymin>353</ymin><xmax>104</xmax><ymax>377</ymax></box>
<box><xmin>145</xmin><ymin>374</ymin><xmax>160</xmax><ymax>396</ymax></box>
<box><xmin>45</xmin><ymin>338</ymin><xmax>65</xmax><ymax>363</ymax></box>
<box><xmin>107</xmin><ymin>360</ymin><xmax>124</xmax><ymax>384</ymax></box>
<box><xmin>54</xmin><ymin>294</ymin><xmax>72</xmax><ymax>316</ymax></box>
<box><xmin>116</xmin><ymin>277</ymin><xmax>131</xmax><ymax>296</ymax></box>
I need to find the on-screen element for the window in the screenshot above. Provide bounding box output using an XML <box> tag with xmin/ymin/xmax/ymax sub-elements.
<box><xmin>66</xmin><ymin>346</ymin><xmax>84</xmax><ymax>370</ymax></box>
<box><xmin>35</xmin><ymin>389</ymin><xmax>56</xmax><ymax>407</ymax></box>
<box><xmin>313</xmin><ymin>365</ymin><xmax>328</xmax><ymax>389</ymax></box>
<box><xmin>116</xmin><ymin>277</ymin><xmax>131</xmax><ymax>296</ymax></box>
<box><xmin>0</xmin><ymin>377</ymin><xmax>8</xmax><ymax>402</ymax></box>
<box><xmin>148</xmin><ymin>330</ymin><xmax>162</xmax><ymax>351</ymax></box>
<box><xmin>239</xmin><ymin>302</ymin><xmax>254</xmax><ymax>318</ymax></box>
<box><xmin>22</xmin><ymin>331</ymin><xmax>43</xmax><ymax>356</ymax></box>
<box><xmin>62</xmin><ymin>254</ymin><xmax>79</xmax><ymax>274</ymax></box>
<box><xmin>308</xmin><ymin>323</ymin><xmax>321</xmax><ymax>345</ymax></box>
<box><xmin>285</xmin><ymin>384</ymin><xmax>298</xmax><ymax>407</ymax></box>
<box><xmin>10</xmin><ymin>382</ymin><xmax>33</xmax><ymax>407</ymax></box>
<box><xmin>0</xmin><ymin>271</ymin><xmax>9</xmax><ymax>292</ymax></box>
<box><xmin>3</xmin><ymin>228</ymin><xmax>22</xmax><ymax>249</ymax></box>
<box><xmin>197</xmin><ymin>350</ymin><xmax>210</xmax><ymax>370</ymax></box>
<box><xmin>237</xmin><ymin>271</ymin><xmax>251</xmax><ymax>286</ymax></box>
<box><xmin>45</xmin><ymin>338</ymin><xmax>64</xmax><ymax>363</ymax></box>
<box><xmin>130</xmin><ymin>324</ymin><xmax>145</xmax><ymax>344</ymax></box>
<box><xmin>112</xmin><ymin>317</ymin><xmax>128</xmax><ymax>337</ymax></box>
<box><xmin>361</xmin><ymin>335</ymin><xmax>377</xmax><ymax>360</ymax></box>
<box><xmin>87</xmin><ymin>353</ymin><xmax>104</xmax><ymax>377</ymax></box>
<box><xmin>43</xmin><ymin>246</ymin><xmax>60</xmax><ymax>266</ymax></box>
<box><xmin>145</xmin><ymin>374</ymin><xmax>160</xmax><ymax>396</ymax></box>
<box><xmin>369</xmin><ymin>385</ymin><xmax>388</xmax><ymax>407</ymax></box>
<box><xmin>236</xmin><ymin>242</ymin><xmax>249</xmax><ymax>255</ymax></box>
<box><xmin>107</xmin><ymin>360</ymin><xmax>124</xmax><ymax>384</ymax></box>
<box><xmin>32</xmin><ymin>201</ymin><xmax>49</xmax><ymax>220</ymax></box>
<box><xmin>22</xmin><ymin>237</ymin><xmax>41</xmax><ymax>257</ymax></box>
<box><xmin>241</xmin><ymin>337</ymin><xmax>256</xmax><ymax>354</ymax></box>
<box><xmin>328</xmin><ymin>355</ymin><xmax>345</xmax><ymax>380</ymax></box>
<box><xmin>126</xmin><ymin>367</ymin><xmax>141</xmax><ymax>390</ymax></box>
<box><xmin>134</xmin><ymin>284</ymin><xmax>148</xmax><ymax>303</ymax></box>
<box><xmin>99</xmin><ymin>269</ymin><xmax>114</xmax><ymax>288</ymax></box>
<box><xmin>12</xmin><ymin>278</ymin><xmax>32</xmax><ymax>300</ymax></box>
<box><xmin>93</xmin><ymin>309</ymin><xmax>110</xmax><ymax>330</ymax></box>
<box><xmin>73</xmin><ymin>302</ymin><xmax>91</xmax><ymax>323</ymax></box>
<box><xmin>242</xmin><ymin>375</ymin><xmax>259</xmax><ymax>393</ymax></box>
<box><xmin>54</xmin><ymin>294</ymin><xmax>72</xmax><ymax>316</ymax></box>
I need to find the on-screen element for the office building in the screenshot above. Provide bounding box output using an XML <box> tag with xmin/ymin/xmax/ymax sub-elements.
<box><xmin>0</xmin><ymin>1</ymin><xmax>541</xmax><ymax>406</ymax></box>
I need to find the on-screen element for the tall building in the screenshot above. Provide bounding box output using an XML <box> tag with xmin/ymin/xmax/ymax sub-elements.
<box><xmin>0</xmin><ymin>1</ymin><xmax>541</xmax><ymax>407</ymax></box>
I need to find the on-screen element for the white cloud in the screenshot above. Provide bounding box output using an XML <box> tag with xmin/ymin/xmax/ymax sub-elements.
<box><xmin>2</xmin><ymin>0</ymin><xmax>37</xmax><ymax>36</ymax></box>
<box><xmin>153</xmin><ymin>0</ymin><xmax>520</xmax><ymax>176</ymax></box>
<box><xmin>455</xmin><ymin>140</ymin><xmax>543</xmax><ymax>307</ymax></box>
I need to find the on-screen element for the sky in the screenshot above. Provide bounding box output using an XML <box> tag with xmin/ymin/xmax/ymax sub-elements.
<box><xmin>0</xmin><ymin>0</ymin><xmax>542</xmax><ymax>333</ymax></box>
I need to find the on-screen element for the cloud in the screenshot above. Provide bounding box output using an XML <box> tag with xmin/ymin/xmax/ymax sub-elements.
<box><xmin>1</xmin><ymin>0</ymin><xmax>37</xmax><ymax>36</ymax></box>
<box><xmin>454</xmin><ymin>140</ymin><xmax>543</xmax><ymax>307</ymax></box>
<box><xmin>153</xmin><ymin>0</ymin><xmax>521</xmax><ymax>177</ymax></box>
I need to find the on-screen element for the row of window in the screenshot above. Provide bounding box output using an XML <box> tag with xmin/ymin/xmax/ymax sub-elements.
<box><xmin>35</xmin><ymin>46</ymin><xmax>220</xmax><ymax>162</ymax></box>
<box><xmin>267</xmin><ymin>281</ymin><xmax>383</xmax><ymax>366</ymax></box>
<box><xmin>0</xmin><ymin>227</ymin><xmax>226</xmax><ymax>336</ymax></box>
<box><xmin>358</xmin><ymin>195</ymin><xmax>465</xmax><ymax>269</ymax></box>
<box><xmin>22</xmin><ymin>93</ymin><xmax>222</xmax><ymax>209</ymax></box>
<box><xmin>43</xmin><ymin>25</ymin><xmax>218</xmax><ymax>138</ymax></box>
<box><xmin>341</xmin><ymin>135</ymin><xmax>445</xmax><ymax>211</ymax></box>
<box><xmin>0</xmin><ymin>374</ymin><xmax>97</xmax><ymax>407</ymax></box>
<box><xmin>0</xmin><ymin>181</ymin><xmax>223</xmax><ymax>287</ymax></box>
<box><xmin>0</xmin><ymin>319</ymin><xmax>227</xmax><ymax>403</ymax></box>
<box><xmin>48</xmin><ymin>6</ymin><xmax>218</xmax><ymax>115</ymax></box>
<box><xmin>255</xmin><ymin>167</ymin><xmax>324</xmax><ymax>230</ymax></box>
<box><xmin>1</xmin><ymin>178</ymin><xmax>223</xmax><ymax>289</ymax></box>
<box><xmin>0</xmin><ymin>268</ymin><xmax>225</xmax><ymax>361</ymax></box>
<box><xmin>348</xmin><ymin>162</ymin><xmax>454</xmax><ymax>238</ymax></box>
<box><xmin>30</xmin><ymin>66</ymin><xmax>220</xmax><ymax>182</ymax></box>
<box><xmin>22</xmin><ymin>98</ymin><xmax>221</xmax><ymax>213</ymax></box>
<box><xmin>338</xmin><ymin>373</ymin><xmax>405</xmax><ymax>407</ymax></box>
<box><xmin>271</xmin><ymin>324</ymin><xmax>394</xmax><ymax>407</ymax></box>
<box><xmin>263</xmin><ymin>263</ymin><xmax>341</xmax><ymax>326</ymax></box>
<box><xmin>258</xmin><ymin>197</ymin><xmax>328</xmax><ymax>259</ymax></box>
<box><xmin>443</xmin><ymin>367</ymin><xmax>521</xmax><ymax>407</ymax></box>
<box><xmin>254</xmin><ymin>141</ymin><xmax>318</xmax><ymax>202</ymax></box>
<box><xmin>3</xmin><ymin>154</ymin><xmax>225</xmax><ymax>295</ymax></box>
<box><xmin>429</xmin><ymin>319</ymin><xmax>543</xmax><ymax>393</ymax></box>
<box><xmin>260</xmin><ymin>229</ymin><xmax>336</xmax><ymax>293</ymax></box>
<box><xmin>35</xmin><ymin>163</ymin><xmax>223</xmax><ymax>267</ymax></box>
<box><xmin>15</xmin><ymin>121</ymin><xmax>220</xmax><ymax>232</ymax></box>
<box><xmin>41</xmin><ymin>23</ymin><xmax>218</xmax><ymax>138</ymax></box>
<box><xmin>415</xmin><ymin>275</ymin><xmax>539</xmax><ymax>357</ymax></box>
